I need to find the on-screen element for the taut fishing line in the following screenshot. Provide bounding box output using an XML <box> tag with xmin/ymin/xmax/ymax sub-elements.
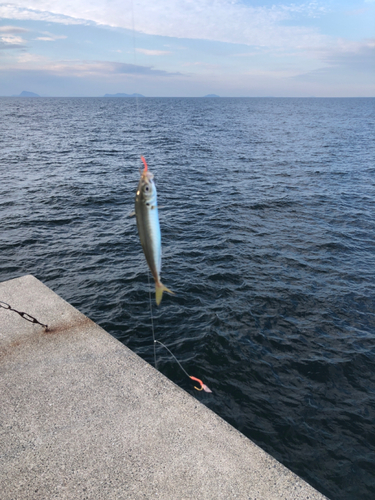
<box><xmin>130</xmin><ymin>1</ymin><xmax>211</xmax><ymax>393</ymax></box>
<box><xmin>154</xmin><ymin>340</ymin><xmax>212</xmax><ymax>393</ymax></box>
<box><xmin>130</xmin><ymin>0</ymin><xmax>141</xmax><ymax>136</ymax></box>
<box><xmin>147</xmin><ymin>271</ymin><xmax>157</xmax><ymax>369</ymax></box>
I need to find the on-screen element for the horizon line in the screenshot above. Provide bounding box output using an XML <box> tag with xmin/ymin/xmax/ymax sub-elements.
<box><xmin>1</xmin><ymin>95</ymin><xmax>374</xmax><ymax>99</ymax></box>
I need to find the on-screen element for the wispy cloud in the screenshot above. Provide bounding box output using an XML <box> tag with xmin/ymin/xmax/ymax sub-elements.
<box><xmin>0</xmin><ymin>40</ymin><xmax>25</xmax><ymax>49</ymax></box>
<box><xmin>0</xmin><ymin>1</ymin><xmax>329</xmax><ymax>49</ymax></box>
<box><xmin>4</xmin><ymin>55</ymin><xmax>181</xmax><ymax>77</ymax></box>
<box><xmin>233</xmin><ymin>51</ymin><xmax>264</xmax><ymax>57</ymax></box>
<box><xmin>1</xmin><ymin>1</ymin><xmax>374</xmax><ymax>96</ymax></box>
<box><xmin>183</xmin><ymin>61</ymin><xmax>220</xmax><ymax>70</ymax></box>
<box><xmin>0</xmin><ymin>25</ymin><xmax>27</xmax><ymax>49</ymax></box>
<box><xmin>0</xmin><ymin>3</ymin><xmax>90</xmax><ymax>25</ymax></box>
<box><xmin>1</xmin><ymin>34</ymin><xmax>24</xmax><ymax>44</ymax></box>
<box><xmin>302</xmin><ymin>38</ymin><xmax>375</xmax><ymax>67</ymax></box>
<box><xmin>321</xmin><ymin>39</ymin><xmax>375</xmax><ymax>73</ymax></box>
<box><xmin>136</xmin><ymin>48</ymin><xmax>171</xmax><ymax>56</ymax></box>
<box><xmin>293</xmin><ymin>39</ymin><xmax>375</xmax><ymax>83</ymax></box>
<box><xmin>35</xmin><ymin>31</ymin><xmax>67</xmax><ymax>41</ymax></box>
<box><xmin>0</xmin><ymin>25</ymin><xmax>28</xmax><ymax>33</ymax></box>
<box><xmin>15</xmin><ymin>52</ymin><xmax>47</xmax><ymax>64</ymax></box>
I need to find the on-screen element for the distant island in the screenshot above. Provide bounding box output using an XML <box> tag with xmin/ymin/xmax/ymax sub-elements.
<box><xmin>203</xmin><ymin>94</ymin><xmax>220</xmax><ymax>97</ymax></box>
<box><xmin>12</xmin><ymin>91</ymin><xmax>40</xmax><ymax>97</ymax></box>
<box><xmin>104</xmin><ymin>93</ymin><xmax>145</xmax><ymax>97</ymax></box>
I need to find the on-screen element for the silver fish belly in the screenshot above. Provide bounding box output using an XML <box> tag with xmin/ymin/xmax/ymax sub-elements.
<box><xmin>135</xmin><ymin>174</ymin><xmax>161</xmax><ymax>279</ymax></box>
<box><xmin>135</xmin><ymin>163</ymin><xmax>173</xmax><ymax>305</ymax></box>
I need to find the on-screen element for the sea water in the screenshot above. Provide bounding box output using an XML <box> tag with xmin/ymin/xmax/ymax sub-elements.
<box><xmin>1</xmin><ymin>96</ymin><xmax>374</xmax><ymax>499</ymax></box>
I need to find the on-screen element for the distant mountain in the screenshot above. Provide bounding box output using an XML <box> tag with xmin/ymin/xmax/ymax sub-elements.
<box><xmin>13</xmin><ymin>91</ymin><xmax>40</xmax><ymax>97</ymax></box>
<box><xmin>203</xmin><ymin>94</ymin><xmax>220</xmax><ymax>97</ymax></box>
<box><xmin>104</xmin><ymin>93</ymin><xmax>145</xmax><ymax>97</ymax></box>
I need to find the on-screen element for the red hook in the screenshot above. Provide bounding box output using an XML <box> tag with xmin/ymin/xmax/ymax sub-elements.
<box><xmin>190</xmin><ymin>376</ymin><xmax>212</xmax><ymax>393</ymax></box>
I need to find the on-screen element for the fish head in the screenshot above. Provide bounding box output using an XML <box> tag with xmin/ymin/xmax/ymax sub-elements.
<box><xmin>137</xmin><ymin>170</ymin><xmax>156</xmax><ymax>204</ymax></box>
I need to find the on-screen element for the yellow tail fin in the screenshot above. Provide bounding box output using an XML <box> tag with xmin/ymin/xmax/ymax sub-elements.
<box><xmin>155</xmin><ymin>281</ymin><xmax>174</xmax><ymax>306</ymax></box>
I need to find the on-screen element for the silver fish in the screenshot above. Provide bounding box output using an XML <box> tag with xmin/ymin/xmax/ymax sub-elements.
<box><xmin>135</xmin><ymin>156</ymin><xmax>173</xmax><ymax>305</ymax></box>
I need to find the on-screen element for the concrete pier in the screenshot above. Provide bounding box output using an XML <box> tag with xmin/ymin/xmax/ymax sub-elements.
<box><xmin>1</xmin><ymin>275</ymin><xmax>328</xmax><ymax>500</ymax></box>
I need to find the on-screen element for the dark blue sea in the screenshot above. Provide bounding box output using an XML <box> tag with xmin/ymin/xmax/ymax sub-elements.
<box><xmin>1</xmin><ymin>97</ymin><xmax>374</xmax><ymax>499</ymax></box>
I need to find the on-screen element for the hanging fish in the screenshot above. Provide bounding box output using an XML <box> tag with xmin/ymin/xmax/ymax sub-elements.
<box><xmin>135</xmin><ymin>156</ymin><xmax>174</xmax><ymax>305</ymax></box>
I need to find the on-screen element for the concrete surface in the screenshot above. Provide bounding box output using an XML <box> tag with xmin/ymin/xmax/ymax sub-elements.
<box><xmin>0</xmin><ymin>275</ymin><xmax>328</xmax><ymax>500</ymax></box>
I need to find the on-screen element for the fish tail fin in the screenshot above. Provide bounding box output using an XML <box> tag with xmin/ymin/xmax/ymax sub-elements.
<box><xmin>155</xmin><ymin>281</ymin><xmax>174</xmax><ymax>306</ymax></box>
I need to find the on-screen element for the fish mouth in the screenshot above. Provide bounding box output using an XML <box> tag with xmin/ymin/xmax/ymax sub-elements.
<box><xmin>141</xmin><ymin>170</ymin><xmax>154</xmax><ymax>182</ymax></box>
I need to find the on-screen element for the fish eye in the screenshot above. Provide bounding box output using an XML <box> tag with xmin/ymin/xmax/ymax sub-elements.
<box><xmin>145</xmin><ymin>186</ymin><xmax>150</xmax><ymax>192</ymax></box>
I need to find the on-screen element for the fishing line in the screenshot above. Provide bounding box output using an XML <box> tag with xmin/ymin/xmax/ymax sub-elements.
<box><xmin>154</xmin><ymin>340</ymin><xmax>212</xmax><ymax>393</ymax></box>
<box><xmin>130</xmin><ymin>5</ymin><xmax>211</xmax><ymax>393</ymax></box>
<box><xmin>129</xmin><ymin>0</ymin><xmax>157</xmax><ymax>373</ymax></box>
<box><xmin>146</xmin><ymin>278</ymin><xmax>212</xmax><ymax>392</ymax></box>
<box><xmin>147</xmin><ymin>271</ymin><xmax>157</xmax><ymax>369</ymax></box>
<box><xmin>143</xmin><ymin>218</ymin><xmax>211</xmax><ymax>391</ymax></box>
<box><xmin>130</xmin><ymin>0</ymin><xmax>141</xmax><ymax>145</ymax></box>
<box><xmin>147</xmin><ymin>271</ymin><xmax>211</xmax><ymax>393</ymax></box>
<box><xmin>154</xmin><ymin>340</ymin><xmax>190</xmax><ymax>379</ymax></box>
<box><xmin>130</xmin><ymin>0</ymin><xmax>157</xmax><ymax>371</ymax></box>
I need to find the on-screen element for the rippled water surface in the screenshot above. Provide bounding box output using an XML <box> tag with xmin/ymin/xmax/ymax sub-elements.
<box><xmin>1</xmin><ymin>97</ymin><xmax>374</xmax><ymax>499</ymax></box>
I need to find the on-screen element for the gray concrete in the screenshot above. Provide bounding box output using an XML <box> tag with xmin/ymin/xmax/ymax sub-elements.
<box><xmin>0</xmin><ymin>275</ymin><xmax>328</xmax><ymax>500</ymax></box>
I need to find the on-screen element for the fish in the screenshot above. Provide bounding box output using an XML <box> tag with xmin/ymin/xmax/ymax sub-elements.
<box><xmin>135</xmin><ymin>156</ymin><xmax>174</xmax><ymax>305</ymax></box>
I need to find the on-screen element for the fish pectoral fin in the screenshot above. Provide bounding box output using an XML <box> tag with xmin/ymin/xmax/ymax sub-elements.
<box><xmin>155</xmin><ymin>281</ymin><xmax>175</xmax><ymax>306</ymax></box>
<box><xmin>128</xmin><ymin>211</ymin><xmax>136</xmax><ymax>217</ymax></box>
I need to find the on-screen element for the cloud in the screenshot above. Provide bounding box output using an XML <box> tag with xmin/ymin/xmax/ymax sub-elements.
<box><xmin>0</xmin><ymin>40</ymin><xmax>25</xmax><ymax>49</ymax></box>
<box><xmin>293</xmin><ymin>39</ymin><xmax>375</xmax><ymax>83</ymax></box>
<box><xmin>4</xmin><ymin>55</ymin><xmax>181</xmax><ymax>77</ymax></box>
<box><xmin>1</xmin><ymin>2</ymin><xmax>373</xmax><ymax>97</ymax></box>
<box><xmin>304</xmin><ymin>38</ymin><xmax>375</xmax><ymax>70</ymax></box>
<box><xmin>35</xmin><ymin>31</ymin><xmax>67</xmax><ymax>41</ymax></box>
<box><xmin>0</xmin><ymin>24</ymin><xmax>28</xmax><ymax>33</ymax></box>
<box><xmin>1</xmin><ymin>34</ymin><xmax>24</xmax><ymax>44</ymax></box>
<box><xmin>233</xmin><ymin>50</ymin><xmax>264</xmax><ymax>57</ymax></box>
<box><xmin>84</xmin><ymin>60</ymin><xmax>179</xmax><ymax>76</ymax></box>
<box><xmin>60</xmin><ymin>60</ymin><xmax>179</xmax><ymax>77</ymax></box>
<box><xmin>35</xmin><ymin>36</ymin><xmax>58</xmax><ymax>41</ymax></box>
<box><xmin>182</xmin><ymin>61</ymin><xmax>220</xmax><ymax>70</ymax></box>
<box><xmin>0</xmin><ymin>27</ymin><xmax>27</xmax><ymax>49</ymax></box>
<box><xmin>0</xmin><ymin>3</ymin><xmax>90</xmax><ymax>25</ymax></box>
<box><xmin>136</xmin><ymin>48</ymin><xmax>171</xmax><ymax>56</ymax></box>
<box><xmin>0</xmin><ymin>1</ymin><xmax>329</xmax><ymax>49</ymax></box>
<box><xmin>323</xmin><ymin>40</ymin><xmax>375</xmax><ymax>73</ymax></box>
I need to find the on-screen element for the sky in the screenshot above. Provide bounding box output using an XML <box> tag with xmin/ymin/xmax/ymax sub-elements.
<box><xmin>0</xmin><ymin>0</ymin><xmax>374</xmax><ymax>97</ymax></box>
